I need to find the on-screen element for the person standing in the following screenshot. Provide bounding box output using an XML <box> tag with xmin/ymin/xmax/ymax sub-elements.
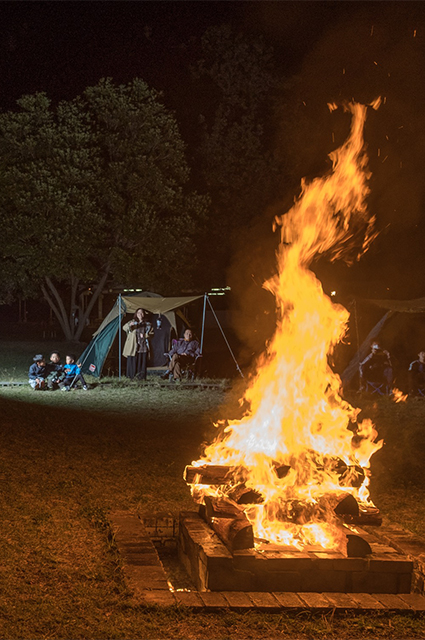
<box><xmin>408</xmin><ymin>350</ymin><xmax>425</xmax><ymax>396</ymax></box>
<box><xmin>122</xmin><ymin>308</ymin><xmax>153</xmax><ymax>380</ymax></box>
<box><xmin>135</xmin><ymin>314</ymin><xmax>153</xmax><ymax>380</ymax></box>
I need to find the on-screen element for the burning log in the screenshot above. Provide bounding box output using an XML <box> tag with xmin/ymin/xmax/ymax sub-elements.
<box><xmin>185</xmin><ymin>460</ymin><xmax>365</xmax><ymax>489</ymax></box>
<box><xmin>272</xmin><ymin>462</ymin><xmax>291</xmax><ymax>479</ymax></box>
<box><xmin>184</xmin><ymin>465</ymin><xmax>247</xmax><ymax>485</ymax></box>
<box><xmin>334</xmin><ymin>494</ymin><xmax>382</xmax><ymax>526</ymax></box>
<box><xmin>209</xmin><ymin>517</ymin><xmax>254</xmax><ymax>551</ymax></box>
<box><xmin>203</xmin><ymin>496</ymin><xmax>243</xmax><ymax>519</ymax></box>
<box><xmin>334</xmin><ymin>494</ymin><xmax>359</xmax><ymax>517</ymax></box>
<box><xmin>344</xmin><ymin>504</ymin><xmax>382</xmax><ymax>527</ymax></box>
<box><xmin>338</xmin><ymin>464</ymin><xmax>365</xmax><ymax>489</ymax></box>
<box><xmin>228</xmin><ymin>484</ymin><xmax>264</xmax><ymax>505</ymax></box>
<box><xmin>312</xmin><ymin>456</ymin><xmax>366</xmax><ymax>488</ymax></box>
<box><xmin>199</xmin><ymin>495</ymin><xmax>254</xmax><ymax>551</ymax></box>
<box><xmin>346</xmin><ymin>533</ymin><xmax>372</xmax><ymax>557</ymax></box>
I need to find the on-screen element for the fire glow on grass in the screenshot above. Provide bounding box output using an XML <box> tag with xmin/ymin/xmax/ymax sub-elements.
<box><xmin>190</xmin><ymin>101</ymin><xmax>384</xmax><ymax>551</ymax></box>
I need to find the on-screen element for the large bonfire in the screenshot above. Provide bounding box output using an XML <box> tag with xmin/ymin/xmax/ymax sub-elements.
<box><xmin>190</xmin><ymin>101</ymin><xmax>384</xmax><ymax>552</ymax></box>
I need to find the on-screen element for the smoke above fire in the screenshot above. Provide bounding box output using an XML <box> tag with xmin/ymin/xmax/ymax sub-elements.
<box><xmin>190</xmin><ymin>101</ymin><xmax>384</xmax><ymax>550</ymax></box>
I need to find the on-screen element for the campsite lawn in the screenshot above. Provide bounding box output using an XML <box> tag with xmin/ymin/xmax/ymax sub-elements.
<box><xmin>1</xmin><ymin>342</ymin><xmax>425</xmax><ymax>638</ymax></box>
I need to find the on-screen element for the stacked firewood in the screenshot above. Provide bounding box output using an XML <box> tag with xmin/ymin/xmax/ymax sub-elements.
<box><xmin>184</xmin><ymin>460</ymin><xmax>381</xmax><ymax>553</ymax></box>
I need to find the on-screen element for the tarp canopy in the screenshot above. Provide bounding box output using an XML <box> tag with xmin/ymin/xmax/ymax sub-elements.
<box><xmin>80</xmin><ymin>292</ymin><xmax>203</xmax><ymax>377</ymax></box>
<box><xmin>94</xmin><ymin>294</ymin><xmax>202</xmax><ymax>336</ymax></box>
<box><xmin>342</xmin><ymin>296</ymin><xmax>425</xmax><ymax>386</ymax></box>
<box><xmin>364</xmin><ymin>297</ymin><xmax>425</xmax><ymax>313</ymax></box>
<box><xmin>341</xmin><ymin>310</ymin><xmax>394</xmax><ymax>385</ymax></box>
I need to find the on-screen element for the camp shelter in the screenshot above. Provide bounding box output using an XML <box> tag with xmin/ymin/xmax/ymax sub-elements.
<box><xmin>342</xmin><ymin>296</ymin><xmax>425</xmax><ymax>388</ymax></box>
<box><xmin>79</xmin><ymin>292</ymin><xmax>202</xmax><ymax>377</ymax></box>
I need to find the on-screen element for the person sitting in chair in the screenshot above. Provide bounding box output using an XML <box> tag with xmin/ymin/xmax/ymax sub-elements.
<box><xmin>164</xmin><ymin>329</ymin><xmax>201</xmax><ymax>381</ymax></box>
<box><xmin>359</xmin><ymin>342</ymin><xmax>393</xmax><ymax>392</ymax></box>
<box><xmin>408</xmin><ymin>351</ymin><xmax>425</xmax><ymax>396</ymax></box>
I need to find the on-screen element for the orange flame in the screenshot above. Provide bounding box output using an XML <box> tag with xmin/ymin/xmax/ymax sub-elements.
<box><xmin>191</xmin><ymin>101</ymin><xmax>383</xmax><ymax>551</ymax></box>
<box><xmin>392</xmin><ymin>388</ymin><xmax>407</xmax><ymax>403</ymax></box>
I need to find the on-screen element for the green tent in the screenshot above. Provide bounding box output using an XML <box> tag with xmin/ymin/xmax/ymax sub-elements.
<box><xmin>79</xmin><ymin>292</ymin><xmax>203</xmax><ymax>377</ymax></box>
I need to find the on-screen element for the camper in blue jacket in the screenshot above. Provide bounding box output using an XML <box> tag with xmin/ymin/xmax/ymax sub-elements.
<box><xmin>59</xmin><ymin>354</ymin><xmax>89</xmax><ymax>391</ymax></box>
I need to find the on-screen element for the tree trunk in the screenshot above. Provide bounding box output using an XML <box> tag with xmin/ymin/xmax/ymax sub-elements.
<box><xmin>42</xmin><ymin>277</ymin><xmax>74</xmax><ymax>341</ymax></box>
<box><xmin>74</xmin><ymin>269</ymin><xmax>110</xmax><ymax>342</ymax></box>
<box><xmin>41</xmin><ymin>267</ymin><xmax>110</xmax><ymax>342</ymax></box>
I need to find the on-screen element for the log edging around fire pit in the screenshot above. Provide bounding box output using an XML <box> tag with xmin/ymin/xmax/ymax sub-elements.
<box><xmin>110</xmin><ymin>511</ymin><xmax>425</xmax><ymax>612</ymax></box>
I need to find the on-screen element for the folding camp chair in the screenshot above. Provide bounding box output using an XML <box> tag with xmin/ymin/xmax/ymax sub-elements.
<box><xmin>364</xmin><ymin>380</ymin><xmax>387</xmax><ymax>396</ymax></box>
<box><xmin>164</xmin><ymin>339</ymin><xmax>203</xmax><ymax>381</ymax></box>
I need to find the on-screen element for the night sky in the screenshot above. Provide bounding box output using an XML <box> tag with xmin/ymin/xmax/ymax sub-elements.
<box><xmin>0</xmin><ymin>2</ymin><xmax>347</xmax><ymax>109</ymax></box>
<box><xmin>2</xmin><ymin>1</ymin><xmax>425</xmax><ymax>304</ymax></box>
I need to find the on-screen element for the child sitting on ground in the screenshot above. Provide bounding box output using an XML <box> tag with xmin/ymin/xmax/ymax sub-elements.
<box><xmin>29</xmin><ymin>354</ymin><xmax>47</xmax><ymax>390</ymax></box>
<box><xmin>46</xmin><ymin>351</ymin><xmax>65</xmax><ymax>390</ymax></box>
<box><xmin>59</xmin><ymin>354</ymin><xmax>88</xmax><ymax>391</ymax></box>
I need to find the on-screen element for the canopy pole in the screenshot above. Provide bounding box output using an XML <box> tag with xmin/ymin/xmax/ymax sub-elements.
<box><xmin>200</xmin><ymin>293</ymin><xmax>207</xmax><ymax>355</ymax></box>
<box><xmin>118</xmin><ymin>294</ymin><xmax>122</xmax><ymax>379</ymax></box>
<box><xmin>206</xmin><ymin>296</ymin><xmax>244</xmax><ymax>378</ymax></box>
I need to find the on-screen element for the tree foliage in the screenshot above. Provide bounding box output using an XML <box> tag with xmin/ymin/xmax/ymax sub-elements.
<box><xmin>192</xmin><ymin>25</ymin><xmax>282</xmax><ymax>285</ymax></box>
<box><xmin>0</xmin><ymin>79</ymin><xmax>208</xmax><ymax>340</ymax></box>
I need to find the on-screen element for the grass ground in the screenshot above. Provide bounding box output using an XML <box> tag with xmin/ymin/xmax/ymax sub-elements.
<box><xmin>1</xmin><ymin>342</ymin><xmax>425</xmax><ymax>638</ymax></box>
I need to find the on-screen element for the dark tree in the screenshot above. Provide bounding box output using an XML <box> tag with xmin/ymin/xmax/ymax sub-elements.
<box><xmin>0</xmin><ymin>79</ymin><xmax>208</xmax><ymax>340</ymax></box>
<box><xmin>191</xmin><ymin>25</ymin><xmax>282</xmax><ymax>286</ymax></box>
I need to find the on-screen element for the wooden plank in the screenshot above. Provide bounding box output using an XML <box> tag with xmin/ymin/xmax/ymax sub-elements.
<box><xmin>174</xmin><ymin>591</ymin><xmax>204</xmax><ymax>609</ymax></box>
<box><xmin>198</xmin><ymin>592</ymin><xmax>228</xmax><ymax>609</ymax></box>
<box><xmin>273</xmin><ymin>592</ymin><xmax>305</xmax><ymax>609</ymax></box>
<box><xmin>297</xmin><ymin>593</ymin><xmax>333</xmax><ymax>610</ymax></box>
<box><xmin>398</xmin><ymin>594</ymin><xmax>425</xmax><ymax>611</ymax></box>
<box><xmin>247</xmin><ymin>592</ymin><xmax>281</xmax><ymax>611</ymax></box>
<box><xmin>221</xmin><ymin>591</ymin><xmax>254</xmax><ymax>610</ymax></box>
<box><xmin>375</xmin><ymin>594</ymin><xmax>412</xmax><ymax>610</ymax></box>
<box><xmin>110</xmin><ymin>510</ymin><xmax>170</xmax><ymax>592</ymax></box>
<box><xmin>323</xmin><ymin>592</ymin><xmax>358</xmax><ymax>609</ymax></box>
<box><xmin>124</xmin><ymin>565</ymin><xmax>169</xmax><ymax>591</ymax></box>
<box><xmin>138</xmin><ymin>590</ymin><xmax>176</xmax><ymax>606</ymax></box>
<box><xmin>350</xmin><ymin>593</ymin><xmax>386</xmax><ymax>610</ymax></box>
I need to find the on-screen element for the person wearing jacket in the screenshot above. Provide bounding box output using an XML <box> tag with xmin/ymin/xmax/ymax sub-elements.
<box><xmin>408</xmin><ymin>351</ymin><xmax>425</xmax><ymax>396</ymax></box>
<box><xmin>28</xmin><ymin>354</ymin><xmax>47</xmax><ymax>390</ymax></box>
<box><xmin>359</xmin><ymin>342</ymin><xmax>393</xmax><ymax>391</ymax></box>
<box><xmin>122</xmin><ymin>308</ymin><xmax>153</xmax><ymax>380</ymax></box>
<box><xmin>46</xmin><ymin>351</ymin><xmax>65</xmax><ymax>390</ymax></box>
<box><xmin>165</xmin><ymin>329</ymin><xmax>201</xmax><ymax>381</ymax></box>
<box><xmin>59</xmin><ymin>354</ymin><xmax>88</xmax><ymax>391</ymax></box>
